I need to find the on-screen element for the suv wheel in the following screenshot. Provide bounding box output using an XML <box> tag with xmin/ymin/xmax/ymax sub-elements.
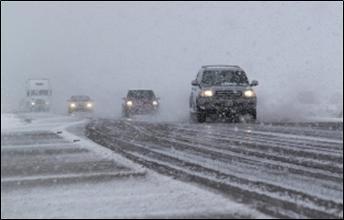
<box><xmin>250</xmin><ymin>109</ymin><xmax>257</xmax><ymax>121</ymax></box>
<box><xmin>197</xmin><ymin>111</ymin><xmax>206</xmax><ymax>123</ymax></box>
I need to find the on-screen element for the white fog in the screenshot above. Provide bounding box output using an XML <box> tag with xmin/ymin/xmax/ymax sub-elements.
<box><xmin>2</xmin><ymin>2</ymin><xmax>343</xmax><ymax>219</ymax></box>
<box><xmin>1</xmin><ymin>1</ymin><xmax>343</xmax><ymax>121</ymax></box>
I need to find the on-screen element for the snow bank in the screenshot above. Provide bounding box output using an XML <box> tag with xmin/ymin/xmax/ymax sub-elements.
<box><xmin>1</xmin><ymin>114</ymin><xmax>25</xmax><ymax>131</ymax></box>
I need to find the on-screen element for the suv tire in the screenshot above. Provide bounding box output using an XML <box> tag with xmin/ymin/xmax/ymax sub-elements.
<box><xmin>197</xmin><ymin>111</ymin><xmax>206</xmax><ymax>123</ymax></box>
<box><xmin>250</xmin><ymin>109</ymin><xmax>257</xmax><ymax>121</ymax></box>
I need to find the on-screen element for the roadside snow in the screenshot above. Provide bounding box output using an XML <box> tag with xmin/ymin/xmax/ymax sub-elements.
<box><xmin>1</xmin><ymin>113</ymin><xmax>269</xmax><ymax>218</ymax></box>
<box><xmin>1</xmin><ymin>172</ymin><xmax>268</xmax><ymax>219</ymax></box>
<box><xmin>1</xmin><ymin>113</ymin><xmax>24</xmax><ymax>131</ymax></box>
<box><xmin>57</xmin><ymin>120</ymin><xmax>146</xmax><ymax>174</ymax></box>
<box><xmin>305</xmin><ymin>117</ymin><xmax>343</xmax><ymax>123</ymax></box>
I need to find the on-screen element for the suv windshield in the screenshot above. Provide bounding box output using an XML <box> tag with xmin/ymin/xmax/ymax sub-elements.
<box><xmin>128</xmin><ymin>90</ymin><xmax>155</xmax><ymax>99</ymax></box>
<box><xmin>201</xmin><ymin>70</ymin><xmax>249</xmax><ymax>86</ymax></box>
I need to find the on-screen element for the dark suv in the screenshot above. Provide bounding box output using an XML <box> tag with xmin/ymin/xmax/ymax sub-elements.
<box><xmin>190</xmin><ymin>65</ymin><xmax>258</xmax><ymax>122</ymax></box>
<box><xmin>122</xmin><ymin>90</ymin><xmax>160</xmax><ymax>117</ymax></box>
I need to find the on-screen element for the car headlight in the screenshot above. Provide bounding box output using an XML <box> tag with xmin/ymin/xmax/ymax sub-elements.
<box><xmin>244</xmin><ymin>90</ymin><xmax>256</xmax><ymax>98</ymax></box>
<box><xmin>86</xmin><ymin>102</ymin><xmax>93</xmax><ymax>108</ymax></box>
<box><xmin>152</xmin><ymin>100</ymin><xmax>158</xmax><ymax>106</ymax></box>
<box><xmin>70</xmin><ymin>103</ymin><xmax>76</xmax><ymax>108</ymax></box>
<box><xmin>201</xmin><ymin>90</ymin><xmax>213</xmax><ymax>97</ymax></box>
<box><xmin>126</xmin><ymin>100</ymin><xmax>133</xmax><ymax>107</ymax></box>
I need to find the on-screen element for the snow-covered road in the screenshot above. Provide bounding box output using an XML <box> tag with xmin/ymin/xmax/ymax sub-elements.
<box><xmin>1</xmin><ymin>113</ymin><xmax>266</xmax><ymax>219</ymax></box>
<box><xmin>86</xmin><ymin>118</ymin><xmax>343</xmax><ymax>219</ymax></box>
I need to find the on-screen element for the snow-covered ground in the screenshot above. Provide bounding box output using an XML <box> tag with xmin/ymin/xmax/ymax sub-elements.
<box><xmin>86</xmin><ymin>117</ymin><xmax>343</xmax><ymax>218</ymax></box>
<box><xmin>1</xmin><ymin>113</ymin><xmax>26</xmax><ymax>130</ymax></box>
<box><xmin>302</xmin><ymin>103</ymin><xmax>343</xmax><ymax>122</ymax></box>
<box><xmin>1</xmin><ymin>113</ymin><xmax>267</xmax><ymax>218</ymax></box>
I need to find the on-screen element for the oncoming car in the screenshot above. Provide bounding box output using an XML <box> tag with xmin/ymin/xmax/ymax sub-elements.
<box><xmin>190</xmin><ymin>65</ymin><xmax>258</xmax><ymax>122</ymax></box>
<box><xmin>122</xmin><ymin>89</ymin><xmax>160</xmax><ymax>117</ymax></box>
<box><xmin>67</xmin><ymin>95</ymin><xmax>94</xmax><ymax>114</ymax></box>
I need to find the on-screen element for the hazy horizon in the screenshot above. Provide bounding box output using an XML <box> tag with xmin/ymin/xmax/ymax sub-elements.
<box><xmin>1</xmin><ymin>1</ymin><xmax>343</xmax><ymax>121</ymax></box>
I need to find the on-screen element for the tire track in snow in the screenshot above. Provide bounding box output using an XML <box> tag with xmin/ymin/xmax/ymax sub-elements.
<box><xmin>86</xmin><ymin>119</ymin><xmax>343</xmax><ymax>219</ymax></box>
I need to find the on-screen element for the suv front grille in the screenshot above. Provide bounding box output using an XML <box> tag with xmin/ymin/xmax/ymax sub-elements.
<box><xmin>215</xmin><ymin>90</ymin><xmax>242</xmax><ymax>98</ymax></box>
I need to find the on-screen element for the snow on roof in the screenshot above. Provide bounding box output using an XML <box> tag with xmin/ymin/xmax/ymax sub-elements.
<box><xmin>27</xmin><ymin>79</ymin><xmax>51</xmax><ymax>89</ymax></box>
<box><xmin>202</xmin><ymin>65</ymin><xmax>242</xmax><ymax>69</ymax></box>
<box><xmin>128</xmin><ymin>88</ymin><xmax>154</xmax><ymax>91</ymax></box>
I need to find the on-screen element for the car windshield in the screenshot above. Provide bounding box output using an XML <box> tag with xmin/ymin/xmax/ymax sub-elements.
<box><xmin>30</xmin><ymin>90</ymin><xmax>50</xmax><ymax>96</ymax></box>
<box><xmin>201</xmin><ymin>70</ymin><xmax>249</xmax><ymax>86</ymax></box>
<box><xmin>71</xmin><ymin>96</ymin><xmax>90</xmax><ymax>101</ymax></box>
<box><xmin>127</xmin><ymin>90</ymin><xmax>155</xmax><ymax>99</ymax></box>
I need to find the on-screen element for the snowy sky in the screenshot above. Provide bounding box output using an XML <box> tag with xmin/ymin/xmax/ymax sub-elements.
<box><xmin>1</xmin><ymin>1</ymin><xmax>343</xmax><ymax>120</ymax></box>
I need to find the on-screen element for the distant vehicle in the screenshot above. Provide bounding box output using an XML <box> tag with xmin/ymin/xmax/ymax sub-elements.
<box><xmin>122</xmin><ymin>89</ymin><xmax>160</xmax><ymax>117</ymax></box>
<box><xmin>67</xmin><ymin>95</ymin><xmax>94</xmax><ymax>114</ymax></box>
<box><xmin>190</xmin><ymin>65</ymin><xmax>258</xmax><ymax>122</ymax></box>
<box><xmin>25</xmin><ymin>79</ymin><xmax>52</xmax><ymax>112</ymax></box>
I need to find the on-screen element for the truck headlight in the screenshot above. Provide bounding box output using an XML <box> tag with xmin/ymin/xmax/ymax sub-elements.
<box><xmin>244</xmin><ymin>90</ymin><xmax>256</xmax><ymax>98</ymax></box>
<box><xmin>70</xmin><ymin>103</ymin><xmax>76</xmax><ymax>108</ymax></box>
<box><xmin>152</xmin><ymin>100</ymin><xmax>158</xmax><ymax>106</ymax></box>
<box><xmin>86</xmin><ymin>102</ymin><xmax>93</xmax><ymax>108</ymax></box>
<box><xmin>126</xmin><ymin>101</ymin><xmax>133</xmax><ymax>107</ymax></box>
<box><xmin>201</xmin><ymin>90</ymin><xmax>213</xmax><ymax>97</ymax></box>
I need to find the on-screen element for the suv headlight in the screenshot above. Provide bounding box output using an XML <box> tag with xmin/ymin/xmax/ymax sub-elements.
<box><xmin>200</xmin><ymin>90</ymin><xmax>213</xmax><ymax>97</ymax></box>
<box><xmin>152</xmin><ymin>100</ymin><xmax>158</xmax><ymax>106</ymax></box>
<box><xmin>126</xmin><ymin>100</ymin><xmax>133</xmax><ymax>107</ymax></box>
<box><xmin>244</xmin><ymin>90</ymin><xmax>256</xmax><ymax>98</ymax></box>
<box><xmin>86</xmin><ymin>102</ymin><xmax>93</xmax><ymax>108</ymax></box>
<box><xmin>70</xmin><ymin>103</ymin><xmax>76</xmax><ymax>108</ymax></box>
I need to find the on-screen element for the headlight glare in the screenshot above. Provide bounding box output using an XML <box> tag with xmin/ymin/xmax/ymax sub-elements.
<box><xmin>201</xmin><ymin>90</ymin><xmax>213</xmax><ymax>97</ymax></box>
<box><xmin>70</xmin><ymin>103</ymin><xmax>76</xmax><ymax>108</ymax></box>
<box><xmin>244</xmin><ymin>90</ymin><xmax>256</xmax><ymax>97</ymax></box>
<box><xmin>126</xmin><ymin>101</ymin><xmax>133</xmax><ymax>107</ymax></box>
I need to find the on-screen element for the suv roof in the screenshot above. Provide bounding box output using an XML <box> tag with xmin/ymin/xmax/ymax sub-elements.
<box><xmin>128</xmin><ymin>89</ymin><xmax>154</xmax><ymax>91</ymax></box>
<box><xmin>201</xmin><ymin>65</ymin><xmax>241</xmax><ymax>69</ymax></box>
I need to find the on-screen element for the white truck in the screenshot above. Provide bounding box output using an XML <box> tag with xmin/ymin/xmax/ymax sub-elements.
<box><xmin>25</xmin><ymin>79</ymin><xmax>52</xmax><ymax>112</ymax></box>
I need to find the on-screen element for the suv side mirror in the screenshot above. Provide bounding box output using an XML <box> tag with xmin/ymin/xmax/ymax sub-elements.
<box><xmin>191</xmin><ymin>80</ymin><xmax>199</xmax><ymax>86</ymax></box>
<box><xmin>250</xmin><ymin>80</ymin><xmax>258</xmax><ymax>87</ymax></box>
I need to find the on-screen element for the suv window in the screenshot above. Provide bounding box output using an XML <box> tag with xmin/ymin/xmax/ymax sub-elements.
<box><xmin>196</xmin><ymin>71</ymin><xmax>202</xmax><ymax>82</ymax></box>
<box><xmin>201</xmin><ymin>70</ymin><xmax>249</xmax><ymax>86</ymax></box>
